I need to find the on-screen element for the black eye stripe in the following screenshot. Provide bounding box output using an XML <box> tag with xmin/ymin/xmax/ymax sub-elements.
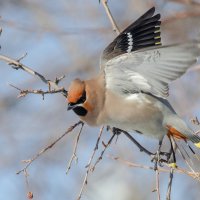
<box><xmin>76</xmin><ymin>91</ymin><xmax>86</xmax><ymax>104</ymax></box>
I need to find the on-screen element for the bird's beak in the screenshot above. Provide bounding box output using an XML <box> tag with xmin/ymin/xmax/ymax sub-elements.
<box><xmin>67</xmin><ymin>103</ymin><xmax>76</xmax><ymax>110</ymax></box>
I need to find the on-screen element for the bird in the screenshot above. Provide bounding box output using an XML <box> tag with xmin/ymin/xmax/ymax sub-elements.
<box><xmin>67</xmin><ymin>7</ymin><xmax>200</xmax><ymax>151</ymax></box>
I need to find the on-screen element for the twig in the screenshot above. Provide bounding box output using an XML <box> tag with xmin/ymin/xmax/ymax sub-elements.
<box><xmin>9</xmin><ymin>83</ymin><xmax>66</xmax><ymax>99</ymax></box>
<box><xmin>154</xmin><ymin>170</ymin><xmax>161</xmax><ymax>200</ymax></box>
<box><xmin>100</xmin><ymin>0</ymin><xmax>120</xmax><ymax>35</ymax></box>
<box><xmin>16</xmin><ymin>121</ymin><xmax>83</xmax><ymax>175</ymax></box>
<box><xmin>166</xmin><ymin>168</ymin><xmax>174</xmax><ymax>200</ymax></box>
<box><xmin>23</xmin><ymin>169</ymin><xmax>34</xmax><ymax>199</ymax></box>
<box><xmin>77</xmin><ymin>126</ymin><xmax>104</xmax><ymax>200</ymax></box>
<box><xmin>0</xmin><ymin>54</ymin><xmax>68</xmax><ymax>97</ymax></box>
<box><xmin>17</xmin><ymin>52</ymin><xmax>28</xmax><ymax>62</ymax></box>
<box><xmin>66</xmin><ymin>123</ymin><xmax>84</xmax><ymax>174</ymax></box>
<box><xmin>91</xmin><ymin>132</ymin><xmax>116</xmax><ymax>171</ymax></box>
<box><xmin>108</xmin><ymin>155</ymin><xmax>200</xmax><ymax>180</ymax></box>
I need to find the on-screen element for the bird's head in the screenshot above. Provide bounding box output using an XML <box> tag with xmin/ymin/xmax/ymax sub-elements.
<box><xmin>67</xmin><ymin>79</ymin><xmax>88</xmax><ymax>116</ymax></box>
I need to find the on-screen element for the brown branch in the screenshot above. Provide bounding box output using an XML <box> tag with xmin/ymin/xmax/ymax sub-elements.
<box><xmin>77</xmin><ymin>126</ymin><xmax>104</xmax><ymax>200</ymax></box>
<box><xmin>0</xmin><ymin>54</ymin><xmax>68</xmax><ymax>97</ymax></box>
<box><xmin>100</xmin><ymin>0</ymin><xmax>120</xmax><ymax>35</ymax></box>
<box><xmin>154</xmin><ymin>170</ymin><xmax>161</xmax><ymax>200</ymax></box>
<box><xmin>66</xmin><ymin>123</ymin><xmax>84</xmax><ymax>174</ymax></box>
<box><xmin>9</xmin><ymin>83</ymin><xmax>66</xmax><ymax>99</ymax></box>
<box><xmin>108</xmin><ymin>155</ymin><xmax>200</xmax><ymax>181</ymax></box>
<box><xmin>91</xmin><ymin>131</ymin><xmax>116</xmax><ymax>172</ymax></box>
<box><xmin>16</xmin><ymin>121</ymin><xmax>83</xmax><ymax>175</ymax></box>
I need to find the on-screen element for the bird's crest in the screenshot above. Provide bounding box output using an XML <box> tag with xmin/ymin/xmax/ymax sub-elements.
<box><xmin>67</xmin><ymin>79</ymin><xmax>85</xmax><ymax>104</ymax></box>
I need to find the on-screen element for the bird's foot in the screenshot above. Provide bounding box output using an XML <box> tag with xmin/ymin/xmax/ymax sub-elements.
<box><xmin>151</xmin><ymin>151</ymin><xmax>169</xmax><ymax>170</ymax></box>
<box><xmin>112</xmin><ymin>127</ymin><xmax>122</xmax><ymax>135</ymax></box>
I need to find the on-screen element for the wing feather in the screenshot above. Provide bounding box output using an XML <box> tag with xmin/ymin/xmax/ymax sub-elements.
<box><xmin>104</xmin><ymin>41</ymin><xmax>200</xmax><ymax>98</ymax></box>
<box><xmin>101</xmin><ymin>7</ymin><xmax>161</xmax><ymax>64</ymax></box>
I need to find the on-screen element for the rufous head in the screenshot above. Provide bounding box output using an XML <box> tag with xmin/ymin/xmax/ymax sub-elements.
<box><xmin>67</xmin><ymin>79</ymin><xmax>87</xmax><ymax>116</ymax></box>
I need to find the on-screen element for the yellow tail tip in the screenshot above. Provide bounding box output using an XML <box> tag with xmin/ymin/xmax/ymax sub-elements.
<box><xmin>168</xmin><ymin>163</ymin><xmax>177</xmax><ymax>168</ymax></box>
<box><xmin>194</xmin><ymin>142</ymin><xmax>200</xmax><ymax>148</ymax></box>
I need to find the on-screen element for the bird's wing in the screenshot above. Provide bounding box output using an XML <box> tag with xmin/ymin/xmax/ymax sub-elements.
<box><xmin>101</xmin><ymin>7</ymin><xmax>161</xmax><ymax>65</ymax></box>
<box><xmin>104</xmin><ymin>41</ymin><xmax>200</xmax><ymax>98</ymax></box>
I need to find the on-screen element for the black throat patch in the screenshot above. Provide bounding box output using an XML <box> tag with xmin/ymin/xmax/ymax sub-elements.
<box><xmin>73</xmin><ymin>106</ymin><xmax>87</xmax><ymax>116</ymax></box>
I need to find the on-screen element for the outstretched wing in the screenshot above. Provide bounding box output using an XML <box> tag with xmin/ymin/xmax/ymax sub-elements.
<box><xmin>104</xmin><ymin>41</ymin><xmax>200</xmax><ymax>98</ymax></box>
<box><xmin>101</xmin><ymin>7</ymin><xmax>161</xmax><ymax>64</ymax></box>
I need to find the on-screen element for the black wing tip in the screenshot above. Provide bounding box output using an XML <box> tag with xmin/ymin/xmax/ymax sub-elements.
<box><xmin>148</xmin><ymin>7</ymin><xmax>155</xmax><ymax>14</ymax></box>
<box><xmin>154</xmin><ymin>13</ymin><xmax>161</xmax><ymax>20</ymax></box>
<box><xmin>102</xmin><ymin>7</ymin><xmax>161</xmax><ymax>61</ymax></box>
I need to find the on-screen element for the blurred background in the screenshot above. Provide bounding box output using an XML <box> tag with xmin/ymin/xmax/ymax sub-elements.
<box><xmin>1</xmin><ymin>0</ymin><xmax>200</xmax><ymax>199</ymax></box>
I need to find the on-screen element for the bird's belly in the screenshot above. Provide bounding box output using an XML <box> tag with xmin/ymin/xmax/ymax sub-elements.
<box><xmin>100</xmin><ymin>93</ymin><xmax>167</xmax><ymax>139</ymax></box>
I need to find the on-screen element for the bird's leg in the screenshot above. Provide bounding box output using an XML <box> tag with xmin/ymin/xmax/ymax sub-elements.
<box><xmin>167</xmin><ymin>136</ymin><xmax>177</xmax><ymax>168</ymax></box>
<box><xmin>115</xmin><ymin>128</ymin><xmax>154</xmax><ymax>156</ymax></box>
<box><xmin>151</xmin><ymin>139</ymin><xmax>164</xmax><ymax>170</ymax></box>
<box><xmin>112</xmin><ymin>128</ymin><xmax>171</xmax><ymax>167</ymax></box>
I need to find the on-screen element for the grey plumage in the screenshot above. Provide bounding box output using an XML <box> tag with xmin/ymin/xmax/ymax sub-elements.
<box><xmin>104</xmin><ymin>41</ymin><xmax>200</xmax><ymax>98</ymax></box>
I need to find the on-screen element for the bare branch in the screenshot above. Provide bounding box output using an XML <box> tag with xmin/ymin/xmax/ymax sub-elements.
<box><xmin>91</xmin><ymin>131</ymin><xmax>116</xmax><ymax>171</ymax></box>
<box><xmin>0</xmin><ymin>54</ymin><xmax>68</xmax><ymax>97</ymax></box>
<box><xmin>16</xmin><ymin>121</ymin><xmax>83</xmax><ymax>175</ymax></box>
<box><xmin>109</xmin><ymin>155</ymin><xmax>200</xmax><ymax>180</ymax></box>
<box><xmin>77</xmin><ymin>126</ymin><xmax>104</xmax><ymax>200</ymax></box>
<box><xmin>9</xmin><ymin>83</ymin><xmax>66</xmax><ymax>99</ymax></box>
<box><xmin>166</xmin><ymin>168</ymin><xmax>174</xmax><ymax>200</ymax></box>
<box><xmin>100</xmin><ymin>0</ymin><xmax>120</xmax><ymax>35</ymax></box>
<box><xmin>17</xmin><ymin>52</ymin><xmax>28</xmax><ymax>62</ymax></box>
<box><xmin>66</xmin><ymin>123</ymin><xmax>84</xmax><ymax>174</ymax></box>
<box><xmin>154</xmin><ymin>170</ymin><xmax>161</xmax><ymax>200</ymax></box>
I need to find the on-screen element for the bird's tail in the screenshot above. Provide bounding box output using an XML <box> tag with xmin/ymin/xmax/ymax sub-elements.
<box><xmin>167</xmin><ymin>125</ymin><xmax>200</xmax><ymax>148</ymax></box>
<box><xmin>166</xmin><ymin>114</ymin><xmax>200</xmax><ymax>148</ymax></box>
<box><xmin>166</xmin><ymin>121</ymin><xmax>200</xmax><ymax>177</ymax></box>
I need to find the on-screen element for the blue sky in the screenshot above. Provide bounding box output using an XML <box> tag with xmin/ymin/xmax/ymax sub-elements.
<box><xmin>1</xmin><ymin>1</ymin><xmax>200</xmax><ymax>200</ymax></box>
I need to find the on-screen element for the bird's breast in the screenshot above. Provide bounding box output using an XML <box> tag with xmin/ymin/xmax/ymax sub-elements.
<box><xmin>97</xmin><ymin>91</ymin><xmax>166</xmax><ymax>137</ymax></box>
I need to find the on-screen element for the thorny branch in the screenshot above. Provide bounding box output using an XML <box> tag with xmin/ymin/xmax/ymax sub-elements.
<box><xmin>16</xmin><ymin>121</ymin><xmax>83</xmax><ymax>175</ymax></box>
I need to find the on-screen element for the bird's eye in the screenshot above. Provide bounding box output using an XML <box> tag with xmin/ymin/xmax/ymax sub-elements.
<box><xmin>77</xmin><ymin>90</ymin><xmax>86</xmax><ymax>104</ymax></box>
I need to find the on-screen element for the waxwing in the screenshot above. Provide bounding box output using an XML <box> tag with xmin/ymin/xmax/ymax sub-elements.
<box><xmin>67</xmin><ymin>7</ymin><xmax>200</xmax><ymax>148</ymax></box>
